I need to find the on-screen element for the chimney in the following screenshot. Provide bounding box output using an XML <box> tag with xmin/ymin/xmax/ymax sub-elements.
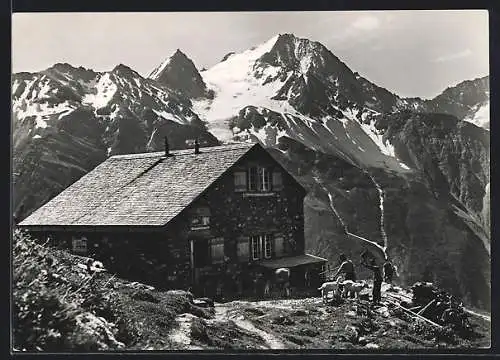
<box><xmin>194</xmin><ymin>139</ymin><xmax>200</xmax><ymax>154</ymax></box>
<box><xmin>164</xmin><ymin>136</ymin><xmax>170</xmax><ymax>157</ymax></box>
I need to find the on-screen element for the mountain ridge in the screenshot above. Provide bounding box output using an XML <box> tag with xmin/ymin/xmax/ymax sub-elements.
<box><xmin>11</xmin><ymin>33</ymin><xmax>490</xmax><ymax>310</ymax></box>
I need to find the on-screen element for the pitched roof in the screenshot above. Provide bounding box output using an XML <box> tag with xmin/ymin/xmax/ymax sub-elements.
<box><xmin>20</xmin><ymin>143</ymin><xmax>256</xmax><ymax>227</ymax></box>
<box><xmin>257</xmin><ymin>254</ymin><xmax>328</xmax><ymax>269</ymax></box>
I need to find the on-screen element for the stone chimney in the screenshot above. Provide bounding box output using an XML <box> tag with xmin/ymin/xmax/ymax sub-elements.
<box><xmin>194</xmin><ymin>139</ymin><xmax>200</xmax><ymax>154</ymax></box>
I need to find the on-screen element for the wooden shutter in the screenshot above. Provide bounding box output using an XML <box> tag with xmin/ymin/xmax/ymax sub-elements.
<box><xmin>272</xmin><ymin>171</ymin><xmax>283</xmax><ymax>191</ymax></box>
<box><xmin>250</xmin><ymin>235</ymin><xmax>261</xmax><ymax>260</ymax></box>
<box><xmin>237</xmin><ymin>236</ymin><xmax>250</xmax><ymax>262</ymax></box>
<box><xmin>234</xmin><ymin>171</ymin><xmax>247</xmax><ymax>192</ymax></box>
<box><xmin>210</xmin><ymin>237</ymin><xmax>225</xmax><ymax>264</ymax></box>
<box><xmin>248</xmin><ymin>167</ymin><xmax>258</xmax><ymax>191</ymax></box>
<box><xmin>264</xmin><ymin>234</ymin><xmax>272</xmax><ymax>259</ymax></box>
<box><xmin>274</xmin><ymin>233</ymin><xmax>284</xmax><ymax>257</ymax></box>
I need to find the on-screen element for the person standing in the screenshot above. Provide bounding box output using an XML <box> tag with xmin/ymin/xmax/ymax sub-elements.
<box><xmin>361</xmin><ymin>257</ymin><xmax>382</xmax><ymax>305</ymax></box>
<box><xmin>332</xmin><ymin>253</ymin><xmax>356</xmax><ymax>281</ymax></box>
<box><xmin>304</xmin><ymin>268</ymin><xmax>311</xmax><ymax>288</ymax></box>
<box><xmin>383</xmin><ymin>259</ymin><xmax>395</xmax><ymax>284</ymax></box>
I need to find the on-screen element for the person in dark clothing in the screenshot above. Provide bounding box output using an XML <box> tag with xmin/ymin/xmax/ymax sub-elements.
<box><xmin>383</xmin><ymin>259</ymin><xmax>395</xmax><ymax>284</ymax></box>
<box><xmin>332</xmin><ymin>253</ymin><xmax>356</xmax><ymax>281</ymax></box>
<box><xmin>361</xmin><ymin>257</ymin><xmax>382</xmax><ymax>304</ymax></box>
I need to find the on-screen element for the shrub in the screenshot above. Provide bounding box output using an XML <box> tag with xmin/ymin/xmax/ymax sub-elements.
<box><xmin>13</xmin><ymin>229</ymin><xmax>212</xmax><ymax>351</ymax></box>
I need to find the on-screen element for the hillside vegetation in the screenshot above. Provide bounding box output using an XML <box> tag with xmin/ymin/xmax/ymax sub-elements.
<box><xmin>12</xmin><ymin>230</ymin><xmax>490</xmax><ymax>351</ymax></box>
<box><xmin>12</xmin><ymin>229</ymin><xmax>213</xmax><ymax>351</ymax></box>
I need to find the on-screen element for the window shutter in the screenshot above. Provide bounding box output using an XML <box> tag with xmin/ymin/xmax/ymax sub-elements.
<box><xmin>234</xmin><ymin>171</ymin><xmax>247</xmax><ymax>192</ymax></box>
<box><xmin>264</xmin><ymin>234</ymin><xmax>272</xmax><ymax>259</ymax></box>
<box><xmin>251</xmin><ymin>235</ymin><xmax>261</xmax><ymax>260</ymax></box>
<box><xmin>237</xmin><ymin>236</ymin><xmax>250</xmax><ymax>262</ymax></box>
<box><xmin>272</xmin><ymin>171</ymin><xmax>283</xmax><ymax>191</ymax></box>
<box><xmin>274</xmin><ymin>233</ymin><xmax>284</xmax><ymax>257</ymax></box>
<box><xmin>248</xmin><ymin>167</ymin><xmax>258</xmax><ymax>191</ymax></box>
<box><xmin>210</xmin><ymin>237</ymin><xmax>225</xmax><ymax>264</ymax></box>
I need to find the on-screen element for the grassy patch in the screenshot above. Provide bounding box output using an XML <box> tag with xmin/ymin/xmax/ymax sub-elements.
<box><xmin>12</xmin><ymin>229</ymin><xmax>209</xmax><ymax>352</ymax></box>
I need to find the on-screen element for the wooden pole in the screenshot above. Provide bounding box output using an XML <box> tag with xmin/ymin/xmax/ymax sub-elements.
<box><xmin>417</xmin><ymin>299</ymin><xmax>436</xmax><ymax>316</ymax></box>
<box><xmin>386</xmin><ymin>299</ymin><xmax>443</xmax><ymax>329</ymax></box>
<box><xmin>463</xmin><ymin>308</ymin><xmax>491</xmax><ymax>322</ymax></box>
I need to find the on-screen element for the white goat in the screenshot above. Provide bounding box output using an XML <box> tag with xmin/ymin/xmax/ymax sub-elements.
<box><xmin>318</xmin><ymin>277</ymin><xmax>342</xmax><ymax>303</ymax></box>
<box><xmin>341</xmin><ymin>280</ymin><xmax>368</xmax><ymax>299</ymax></box>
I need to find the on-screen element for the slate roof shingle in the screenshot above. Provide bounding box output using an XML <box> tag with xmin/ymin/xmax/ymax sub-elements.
<box><xmin>20</xmin><ymin>143</ymin><xmax>256</xmax><ymax>227</ymax></box>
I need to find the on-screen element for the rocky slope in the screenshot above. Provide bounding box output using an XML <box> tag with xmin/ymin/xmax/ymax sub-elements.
<box><xmin>410</xmin><ymin>76</ymin><xmax>490</xmax><ymax>130</ymax></box>
<box><xmin>13</xmin><ymin>229</ymin><xmax>490</xmax><ymax>351</ymax></box>
<box><xmin>187</xmin><ymin>34</ymin><xmax>490</xmax><ymax>308</ymax></box>
<box><xmin>149</xmin><ymin>49</ymin><xmax>212</xmax><ymax>99</ymax></box>
<box><xmin>12</xmin><ymin>34</ymin><xmax>490</xmax><ymax>309</ymax></box>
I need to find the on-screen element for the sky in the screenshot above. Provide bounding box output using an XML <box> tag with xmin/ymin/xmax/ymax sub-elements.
<box><xmin>12</xmin><ymin>10</ymin><xmax>489</xmax><ymax>99</ymax></box>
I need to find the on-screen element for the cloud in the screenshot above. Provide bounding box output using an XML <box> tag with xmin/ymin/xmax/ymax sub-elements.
<box><xmin>433</xmin><ymin>48</ymin><xmax>472</xmax><ymax>63</ymax></box>
<box><xmin>329</xmin><ymin>15</ymin><xmax>382</xmax><ymax>46</ymax></box>
<box><xmin>351</xmin><ymin>16</ymin><xmax>381</xmax><ymax>31</ymax></box>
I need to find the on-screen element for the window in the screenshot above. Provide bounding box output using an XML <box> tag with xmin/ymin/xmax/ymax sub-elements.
<box><xmin>210</xmin><ymin>237</ymin><xmax>225</xmax><ymax>264</ymax></box>
<box><xmin>72</xmin><ymin>236</ymin><xmax>88</xmax><ymax>255</ymax></box>
<box><xmin>238</xmin><ymin>166</ymin><xmax>276</xmax><ymax>193</ymax></box>
<box><xmin>234</xmin><ymin>171</ymin><xmax>247</xmax><ymax>192</ymax></box>
<box><xmin>259</xmin><ymin>167</ymin><xmax>271</xmax><ymax>191</ymax></box>
<box><xmin>190</xmin><ymin>207</ymin><xmax>210</xmax><ymax>230</ymax></box>
<box><xmin>191</xmin><ymin>216</ymin><xmax>210</xmax><ymax>228</ymax></box>
<box><xmin>250</xmin><ymin>234</ymin><xmax>274</xmax><ymax>260</ymax></box>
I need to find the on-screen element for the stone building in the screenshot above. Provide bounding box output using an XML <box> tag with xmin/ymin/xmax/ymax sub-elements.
<box><xmin>19</xmin><ymin>141</ymin><xmax>327</xmax><ymax>297</ymax></box>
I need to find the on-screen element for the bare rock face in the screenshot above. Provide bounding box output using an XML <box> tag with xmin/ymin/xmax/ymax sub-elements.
<box><xmin>148</xmin><ymin>49</ymin><xmax>208</xmax><ymax>99</ymax></box>
<box><xmin>255</xmin><ymin>34</ymin><xmax>397</xmax><ymax>117</ymax></box>
<box><xmin>12</xmin><ymin>62</ymin><xmax>218</xmax><ymax>222</ymax></box>
<box><xmin>423</xmin><ymin>76</ymin><xmax>489</xmax><ymax>120</ymax></box>
<box><xmin>12</xmin><ymin>34</ymin><xmax>490</xmax><ymax>310</ymax></box>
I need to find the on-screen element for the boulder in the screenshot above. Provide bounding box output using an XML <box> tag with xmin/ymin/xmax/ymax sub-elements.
<box><xmin>193</xmin><ymin>297</ymin><xmax>214</xmax><ymax>308</ymax></box>
<box><xmin>166</xmin><ymin>290</ymin><xmax>194</xmax><ymax>302</ymax></box>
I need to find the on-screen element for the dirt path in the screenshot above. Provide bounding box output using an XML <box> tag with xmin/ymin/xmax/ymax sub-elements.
<box><xmin>184</xmin><ymin>295</ymin><xmax>488</xmax><ymax>350</ymax></box>
<box><xmin>167</xmin><ymin>313</ymin><xmax>204</xmax><ymax>350</ymax></box>
<box><xmin>213</xmin><ymin>303</ymin><xmax>286</xmax><ymax>349</ymax></box>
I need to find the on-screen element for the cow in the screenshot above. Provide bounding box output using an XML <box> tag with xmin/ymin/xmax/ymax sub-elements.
<box><xmin>341</xmin><ymin>280</ymin><xmax>369</xmax><ymax>299</ymax></box>
<box><xmin>318</xmin><ymin>277</ymin><xmax>342</xmax><ymax>303</ymax></box>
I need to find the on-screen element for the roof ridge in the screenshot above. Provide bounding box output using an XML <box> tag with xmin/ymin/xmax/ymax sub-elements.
<box><xmin>18</xmin><ymin>141</ymin><xmax>268</xmax><ymax>227</ymax></box>
<box><xmin>110</xmin><ymin>142</ymin><xmax>256</xmax><ymax>160</ymax></box>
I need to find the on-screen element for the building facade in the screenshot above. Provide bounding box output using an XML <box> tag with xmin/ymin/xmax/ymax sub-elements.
<box><xmin>19</xmin><ymin>142</ymin><xmax>327</xmax><ymax>298</ymax></box>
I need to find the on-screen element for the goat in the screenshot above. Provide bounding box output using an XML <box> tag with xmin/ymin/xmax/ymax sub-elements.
<box><xmin>318</xmin><ymin>277</ymin><xmax>342</xmax><ymax>303</ymax></box>
<box><xmin>341</xmin><ymin>280</ymin><xmax>369</xmax><ymax>299</ymax></box>
<box><xmin>264</xmin><ymin>279</ymin><xmax>272</xmax><ymax>297</ymax></box>
<box><xmin>274</xmin><ymin>267</ymin><xmax>291</xmax><ymax>298</ymax></box>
